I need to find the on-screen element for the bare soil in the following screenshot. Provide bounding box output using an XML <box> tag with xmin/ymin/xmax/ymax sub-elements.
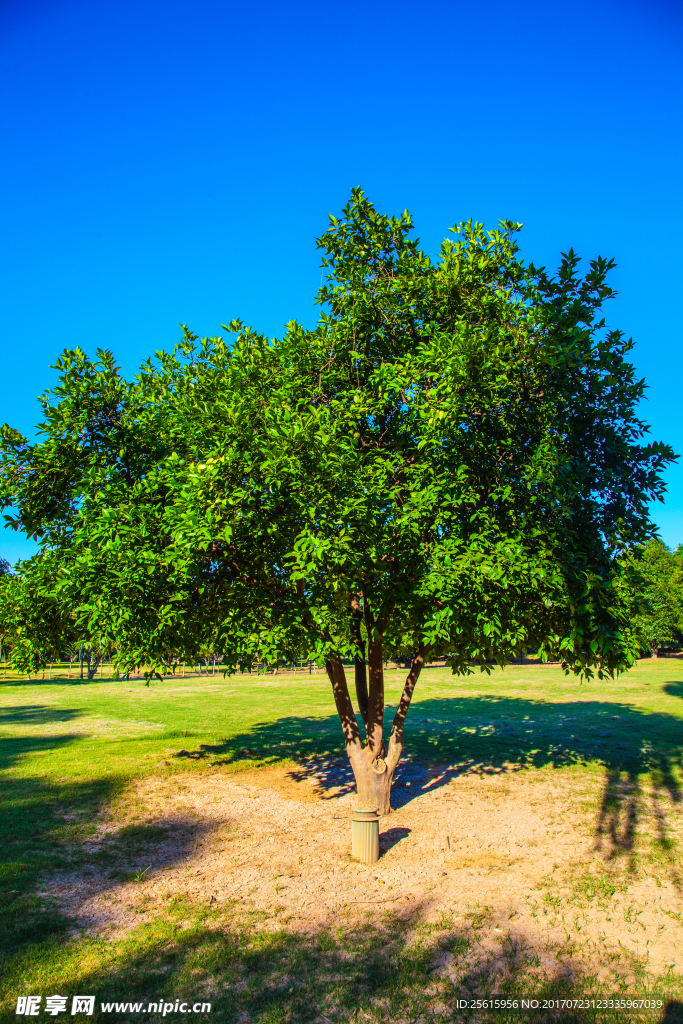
<box><xmin>43</xmin><ymin>758</ymin><xmax>683</xmax><ymax>983</ymax></box>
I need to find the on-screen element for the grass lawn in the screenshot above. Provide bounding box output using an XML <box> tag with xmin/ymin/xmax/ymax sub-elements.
<box><xmin>1</xmin><ymin>659</ymin><xmax>683</xmax><ymax>1023</ymax></box>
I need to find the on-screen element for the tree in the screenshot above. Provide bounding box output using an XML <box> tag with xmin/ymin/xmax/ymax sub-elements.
<box><xmin>0</xmin><ymin>556</ymin><xmax>12</xmax><ymax>671</ymax></box>
<box><xmin>0</xmin><ymin>552</ymin><xmax>77</xmax><ymax>678</ymax></box>
<box><xmin>617</xmin><ymin>539</ymin><xmax>683</xmax><ymax>658</ymax></box>
<box><xmin>0</xmin><ymin>191</ymin><xmax>675</xmax><ymax>812</ymax></box>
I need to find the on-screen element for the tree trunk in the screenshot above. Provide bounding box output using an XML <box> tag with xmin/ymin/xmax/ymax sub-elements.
<box><xmin>325</xmin><ymin>642</ymin><xmax>426</xmax><ymax>817</ymax></box>
<box><xmin>351</xmin><ymin>749</ymin><xmax>395</xmax><ymax>814</ymax></box>
<box><xmin>350</xmin><ymin>595</ymin><xmax>368</xmax><ymax>728</ymax></box>
<box><xmin>86</xmin><ymin>650</ymin><xmax>101</xmax><ymax>680</ymax></box>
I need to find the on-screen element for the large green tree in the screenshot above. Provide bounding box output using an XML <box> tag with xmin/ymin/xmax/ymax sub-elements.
<box><xmin>1</xmin><ymin>191</ymin><xmax>675</xmax><ymax>811</ymax></box>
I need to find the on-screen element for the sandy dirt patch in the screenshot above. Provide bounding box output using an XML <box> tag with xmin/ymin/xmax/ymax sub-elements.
<box><xmin>43</xmin><ymin>759</ymin><xmax>683</xmax><ymax>981</ymax></box>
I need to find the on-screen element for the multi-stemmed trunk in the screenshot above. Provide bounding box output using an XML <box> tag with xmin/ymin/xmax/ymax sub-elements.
<box><xmin>326</xmin><ymin>624</ymin><xmax>425</xmax><ymax>816</ymax></box>
<box><xmin>86</xmin><ymin>648</ymin><xmax>101</xmax><ymax>681</ymax></box>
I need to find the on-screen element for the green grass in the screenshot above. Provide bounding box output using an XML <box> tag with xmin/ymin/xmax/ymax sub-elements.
<box><xmin>3</xmin><ymin>658</ymin><xmax>683</xmax><ymax>778</ymax></box>
<box><xmin>2</xmin><ymin>659</ymin><xmax>683</xmax><ymax>1022</ymax></box>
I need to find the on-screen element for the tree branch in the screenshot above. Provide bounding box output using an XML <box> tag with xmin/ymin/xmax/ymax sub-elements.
<box><xmin>325</xmin><ymin>654</ymin><xmax>365</xmax><ymax>770</ymax></box>
<box><xmin>363</xmin><ymin>597</ymin><xmax>385</xmax><ymax>760</ymax></box>
<box><xmin>386</xmin><ymin>642</ymin><xmax>426</xmax><ymax>772</ymax></box>
<box><xmin>350</xmin><ymin>593</ymin><xmax>368</xmax><ymax>731</ymax></box>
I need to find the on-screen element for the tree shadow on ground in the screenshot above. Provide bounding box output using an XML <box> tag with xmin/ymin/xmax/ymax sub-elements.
<box><xmin>0</xmin><ymin>704</ymin><xmax>83</xmax><ymax>725</ymax></box>
<box><xmin>179</xmin><ymin>692</ymin><xmax>683</xmax><ymax>878</ymax></box>
<box><xmin>0</xmin><ymin>716</ymin><xmax>223</xmax><ymax>965</ymax></box>
<box><xmin>0</xmin><ymin>715</ymin><xmax>94</xmax><ymax>947</ymax></box>
<box><xmin>0</xmin><ymin>730</ymin><xmax>82</xmax><ymax>773</ymax></box>
<box><xmin>0</xmin><ymin>705</ymin><xmax>85</xmax><ymax>774</ymax></box>
<box><xmin>48</xmin><ymin>813</ymin><xmax>219</xmax><ymax>907</ymax></box>
<box><xmin>0</xmin><ymin>764</ymin><xmax>223</xmax><ymax>960</ymax></box>
<box><xmin>0</xmin><ymin>770</ymin><xmax>119</xmax><ymax>954</ymax></box>
<box><xmin>1</xmin><ymin>893</ymin><xmax>681</xmax><ymax>1024</ymax></box>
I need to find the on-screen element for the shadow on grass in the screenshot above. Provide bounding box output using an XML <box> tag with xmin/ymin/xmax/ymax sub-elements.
<box><xmin>0</xmin><ymin>733</ymin><xmax>81</xmax><ymax>772</ymax></box>
<box><xmin>174</xmin><ymin>692</ymin><xmax>683</xmax><ymax>878</ymax></box>
<box><xmin>0</xmin><ymin>704</ymin><xmax>83</xmax><ymax>726</ymax></box>
<box><xmin>1</xmin><ymin>896</ymin><xmax>681</xmax><ymax>1024</ymax></box>
<box><xmin>0</xmin><ymin>767</ymin><xmax>222</xmax><ymax>959</ymax></box>
<box><xmin>0</xmin><ymin>772</ymin><xmax>120</xmax><ymax>954</ymax></box>
<box><xmin>0</xmin><ymin>704</ymin><xmax>85</xmax><ymax>773</ymax></box>
<box><xmin>0</xmin><ymin>718</ymin><xmax>220</xmax><ymax>963</ymax></box>
<box><xmin>0</xmin><ymin>675</ymin><xmax>111</xmax><ymax>688</ymax></box>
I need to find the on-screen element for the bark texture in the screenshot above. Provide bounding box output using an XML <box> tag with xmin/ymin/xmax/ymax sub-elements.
<box><xmin>326</xmin><ymin>641</ymin><xmax>426</xmax><ymax>816</ymax></box>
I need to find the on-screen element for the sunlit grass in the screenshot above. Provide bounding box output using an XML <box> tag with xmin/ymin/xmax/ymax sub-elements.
<box><xmin>3</xmin><ymin>658</ymin><xmax>683</xmax><ymax>781</ymax></box>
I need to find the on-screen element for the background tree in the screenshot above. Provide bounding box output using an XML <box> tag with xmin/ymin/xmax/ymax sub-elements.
<box><xmin>0</xmin><ymin>191</ymin><xmax>675</xmax><ymax>812</ymax></box>
<box><xmin>617</xmin><ymin>539</ymin><xmax>683</xmax><ymax>658</ymax></box>
<box><xmin>0</xmin><ymin>553</ymin><xmax>76</xmax><ymax>677</ymax></box>
<box><xmin>0</xmin><ymin>556</ymin><xmax>12</xmax><ymax>672</ymax></box>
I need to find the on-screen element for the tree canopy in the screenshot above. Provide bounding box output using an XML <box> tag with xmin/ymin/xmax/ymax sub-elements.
<box><xmin>0</xmin><ymin>190</ymin><xmax>675</xmax><ymax>810</ymax></box>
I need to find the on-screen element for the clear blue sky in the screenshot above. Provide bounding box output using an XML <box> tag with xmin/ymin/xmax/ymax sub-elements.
<box><xmin>1</xmin><ymin>0</ymin><xmax>682</xmax><ymax>564</ymax></box>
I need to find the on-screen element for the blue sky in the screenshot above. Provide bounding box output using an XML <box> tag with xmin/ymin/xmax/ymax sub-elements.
<box><xmin>1</xmin><ymin>0</ymin><xmax>682</xmax><ymax>564</ymax></box>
